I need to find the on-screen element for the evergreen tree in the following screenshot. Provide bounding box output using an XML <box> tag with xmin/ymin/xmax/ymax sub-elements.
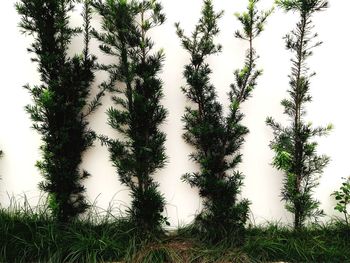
<box><xmin>266</xmin><ymin>0</ymin><xmax>331</xmax><ymax>230</ymax></box>
<box><xmin>176</xmin><ymin>0</ymin><xmax>271</xmax><ymax>244</ymax></box>
<box><xmin>16</xmin><ymin>0</ymin><xmax>104</xmax><ymax>223</ymax></box>
<box><xmin>92</xmin><ymin>0</ymin><xmax>168</xmax><ymax>234</ymax></box>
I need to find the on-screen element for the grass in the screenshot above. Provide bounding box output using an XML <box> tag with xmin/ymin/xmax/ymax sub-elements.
<box><xmin>244</xmin><ymin>222</ymin><xmax>350</xmax><ymax>262</ymax></box>
<box><xmin>0</xmin><ymin>194</ymin><xmax>137</xmax><ymax>263</ymax></box>
<box><xmin>0</xmin><ymin>196</ymin><xmax>349</xmax><ymax>262</ymax></box>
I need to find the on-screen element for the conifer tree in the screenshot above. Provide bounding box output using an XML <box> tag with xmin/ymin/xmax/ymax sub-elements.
<box><xmin>176</xmin><ymin>0</ymin><xmax>271</xmax><ymax>243</ymax></box>
<box><xmin>92</xmin><ymin>0</ymin><xmax>168</xmax><ymax>234</ymax></box>
<box><xmin>16</xmin><ymin>0</ymin><xmax>104</xmax><ymax>223</ymax></box>
<box><xmin>266</xmin><ymin>0</ymin><xmax>331</xmax><ymax>230</ymax></box>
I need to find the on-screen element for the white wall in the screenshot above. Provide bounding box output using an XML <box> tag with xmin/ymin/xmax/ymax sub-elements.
<box><xmin>0</xmin><ymin>0</ymin><xmax>349</xmax><ymax>227</ymax></box>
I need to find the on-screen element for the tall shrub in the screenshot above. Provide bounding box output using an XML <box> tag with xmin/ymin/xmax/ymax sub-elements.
<box><xmin>16</xmin><ymin>0</ymin><xmax>104</xmax><ymax>223</ymax></box>
<box><xmin>92</xmin><ymin>0</ymin><xmax>168</xmax><ymax>234</ymax></box>
<box><xmin>176</xmin><ymin>0</ymin><xmax>271</xmax><ymax>244</ymax></box>
<box><xmin>267</xmin><ymin>0</ymin><xmax>331</xmax><ymax>230</ymax></box>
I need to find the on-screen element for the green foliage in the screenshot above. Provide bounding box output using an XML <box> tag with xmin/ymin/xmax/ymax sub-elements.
<box><xmin>244</xmin><ymin>221</ymin><xmax>350</xmax><ymax>262</ymax></box>
<box><xmin>15</xmin><ymin>0</ymin><xmax>105</xmax><ymax>223</ymax></box>
<box><xmin>92</xmin><ymin>0</ymin><xmax>168</xmax><ymax>234</ymax></box>
<box><xmin>176</xmin><ymin>0</ymin><xmax>271</xmax><ymax>245</ymax></box>
<box><xmin>275</xmin><ymin>0</ymin><xmax>328</xmax><ymax>12</ymax></box>
<box><xmin>0</xmin><ymin>195</ymin><xmax>138</xmax><ymax>263</ymax></box>
<box><xmin>266</xmin><ymin>0</ymin><xmax>330</xmax><ymax>230</ymax></box>
<box><xmin>0</xmin><ymin>196</ymin><xmax>349</xmax><ymax>262</ymax></box>
<box><xmin>332</xmin><ymin>177</ymin><xmax>350</xmax><ymax>226</ymax></box>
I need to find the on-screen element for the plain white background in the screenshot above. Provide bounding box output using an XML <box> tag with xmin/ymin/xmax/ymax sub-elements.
<box><xmin>0</xmin><ymin>0</ymin><xmax>349</xmax><ymax>227</ymax></box>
